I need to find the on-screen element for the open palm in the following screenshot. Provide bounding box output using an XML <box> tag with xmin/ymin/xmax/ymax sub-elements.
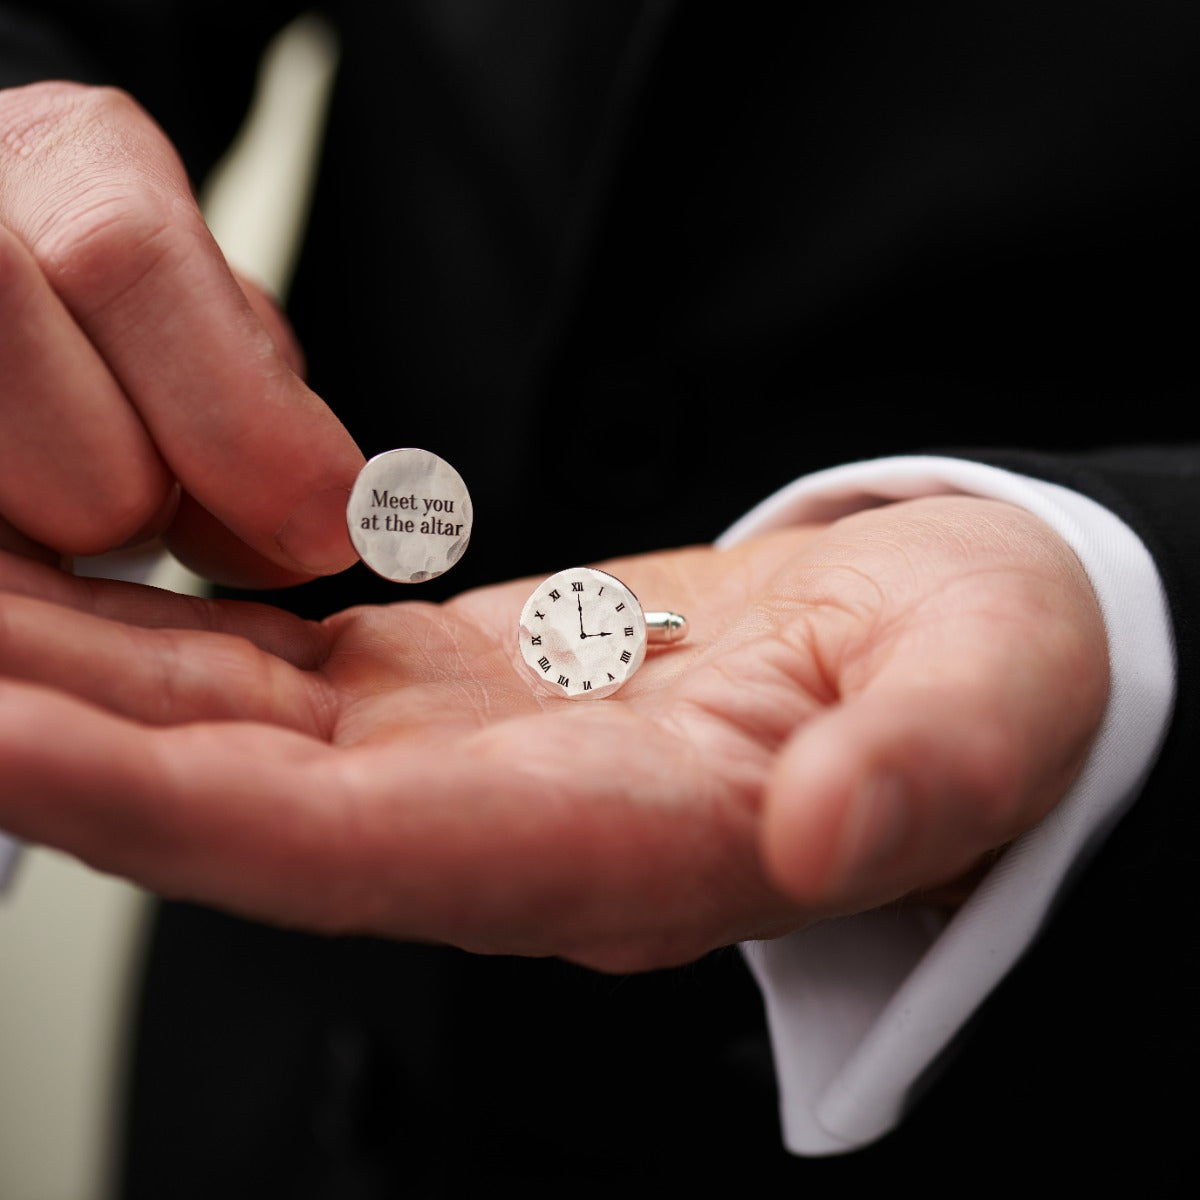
<box><xmin>0</xmin><ymin>496</ymin><xmax>1107</xmax><ymax>972</ymax></box>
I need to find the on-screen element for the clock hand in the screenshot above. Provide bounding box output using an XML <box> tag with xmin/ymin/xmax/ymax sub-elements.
<box><xmin>577</xmin><ymin>594</ymin><xmax>588</xmax><ymax>639</ymax></box>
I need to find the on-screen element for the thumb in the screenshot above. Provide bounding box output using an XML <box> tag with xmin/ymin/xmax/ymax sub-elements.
<box><xmin>759</xmin><ymin>677</ymin><xmax>1093</xmax><ymax>915</ymax></box>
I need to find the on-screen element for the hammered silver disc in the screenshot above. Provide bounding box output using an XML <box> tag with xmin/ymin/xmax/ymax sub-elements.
<box><xmin>517</xmin><ymin>567</ymin><xmax>648</xmax><ymax>699</ymax></box>
<box><xmin>347</xmin><ymin>448</ymin><xmax>472</xmax><ymax>583</ymax></box>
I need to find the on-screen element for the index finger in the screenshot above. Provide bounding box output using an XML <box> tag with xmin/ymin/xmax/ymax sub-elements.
<box><xmin>0</xmin><ymin>83</ymin><xmax>364</xmax><ymax>577</ymax></box>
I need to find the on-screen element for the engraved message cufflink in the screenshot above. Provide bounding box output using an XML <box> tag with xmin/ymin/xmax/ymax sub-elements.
<box><xmin>517</xmin><ymin>566</ymin><xmax>688</xmax><ymax>699</ymax></box>
<box><xmin>347</xmin><ymin>448</ymin><xmax>472</xmax><ymax>583</ymax></box>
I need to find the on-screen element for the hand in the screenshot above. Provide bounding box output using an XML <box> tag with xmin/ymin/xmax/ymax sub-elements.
<box><xmin>0</xmin><ymin>496</ymin><xmax>1108</xmax><ymax>972</ymax></box>
<box><xmin>0</xmin><ymin>82</ymin><xmax>363</xmax><ymax>584</ymax></box>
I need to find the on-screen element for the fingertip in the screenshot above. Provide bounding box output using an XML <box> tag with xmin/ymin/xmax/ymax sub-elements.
<box><xmin>761</xmin><ymin>716</ymin><xmax>917</xmax><ymax>909</ymax></box>
<box><xmin>274</xmin><ymin>485</ymin><xmax>358</xmax><ymax>576</ymax></box>
<box><xmin>761</xmin><ymin>719</ymin><xmax>849</xmax><ymax>901</ymax></box>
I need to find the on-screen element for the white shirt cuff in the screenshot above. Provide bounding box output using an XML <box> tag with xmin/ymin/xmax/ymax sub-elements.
<box><xmin>720</xmin><ymin>455</ymin><xmax>1176</xmax><ymax>1155</ymax></box>
<box><xmin>0</xmin><ymin>834</ymin><xmax>20</xmax><ymax>894</ymax></box>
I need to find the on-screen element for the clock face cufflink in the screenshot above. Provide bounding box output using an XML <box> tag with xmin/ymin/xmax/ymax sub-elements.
<box><xmin>347</xmin><ymin>448</ymin><xmax>472</xmax><ymax>583</ymax></box>
<box><xmin>517</xmin><ymin>566</ymin><xmax>688</xmax><ymax>699</ymax></box>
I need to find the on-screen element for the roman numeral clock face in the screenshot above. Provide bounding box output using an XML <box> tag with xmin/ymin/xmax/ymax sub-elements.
<box><xmin>517</xmin><ymin>567</ymin><xmax>648</xmax><ymax>699</ymax></box>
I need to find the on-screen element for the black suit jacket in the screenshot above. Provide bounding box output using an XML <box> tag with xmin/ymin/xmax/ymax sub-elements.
<box><xmin>3</xmin><ymin>2</ymin><xmax>1198</xmax><ymax>1193</ymax></box>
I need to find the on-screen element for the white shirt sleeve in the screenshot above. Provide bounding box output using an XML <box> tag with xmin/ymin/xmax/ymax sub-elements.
<box><xmin>722</xmin><ymin>455</ymin><xmax>1176</xmax><ymax>1156</ymax></box>
<box><xmin>0</xmin><ymin>835</ymin><xmax>20</xmax><ymax>894</ymax></box>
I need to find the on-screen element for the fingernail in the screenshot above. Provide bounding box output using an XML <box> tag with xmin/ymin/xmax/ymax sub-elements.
<box><xmin>275</xmin><ymin>487</ymin><xmax>355</xmax><ymax>574</ymax></box>
<box><xmin>833</xmin><ymin>773</ymin><xmax>912</xmax><ymax>889</ymax></box>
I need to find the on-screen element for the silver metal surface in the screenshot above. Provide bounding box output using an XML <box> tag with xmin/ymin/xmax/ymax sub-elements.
<box><xmin>517</xmin><ymin>567</ymin><xmax>688</xmax><ymax>699</ymax></box>
<box><xmin>645</xmin><ymin>612</ymin><xmax>688</xmax><ymax>643</ymax></box>
<box><xmin>347</xmin><ymin>448</ymin><xmax>472</xmax><ymax>583</ymax></box>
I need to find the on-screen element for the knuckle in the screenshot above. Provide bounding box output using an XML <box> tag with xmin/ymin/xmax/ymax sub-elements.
<box><xmin>36</xmin><ymin>189</ymin><xmax>197</xmax><ymax>324</ymax></box>
<box><xmin>26</xmin><ymin>485</ymin><xmax>171</xmax><ymax>560</ymax></box>
<box><xmin>0</xmin><ymin>82</ymin><xmax>152</xmax><ymax>195</ymax></box>
<box><xmin>76</xmin><ymin>484</ymin><xmax>174</xmax><ymax>556</ymax></box>
<box><xmin>0</xmin><ymin>79</ymin><xmax>90</xmax><ymax>161</ymax></box>
<box><xmin>1</xmin><ymin>449</ymin><xmax>172</xmax><ymax>558</ymax></box>
<box><xmin>2</xmin><ymin>85</ymin><xmax>202</xmax><ymax>320</ymax></box>
<box><xmin>74</xmin><ymin>449</ymin><xmax>176</xmax><ymax>552</ymax></box>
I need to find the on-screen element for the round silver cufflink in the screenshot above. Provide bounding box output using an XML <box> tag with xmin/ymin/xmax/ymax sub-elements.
<box><xmin>347</xmin><ymin>448</ymin><xmax>472</xmax><ymax>583</ymax></box>
<box><xmin>517</xmin><ymin>566</ymin><xmax>688</xmax><ymax>699</ymax></box>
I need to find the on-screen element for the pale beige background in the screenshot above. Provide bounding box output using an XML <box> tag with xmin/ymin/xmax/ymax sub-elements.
<box><xmin>0</xmin><ymin>17</ymin><xmax>337</xmax><ymax>1198</ymax></box>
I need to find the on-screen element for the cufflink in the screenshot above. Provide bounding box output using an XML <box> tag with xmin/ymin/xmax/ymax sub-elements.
<box><xmin>517</xmin><ymin>566</ymin><xmax>688</xmax><ymax>699</ymax></box>
<box><xmin>347</xmin><ymin>448</ymin><xmax>472</xmax><ymax>583</ymax></box>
